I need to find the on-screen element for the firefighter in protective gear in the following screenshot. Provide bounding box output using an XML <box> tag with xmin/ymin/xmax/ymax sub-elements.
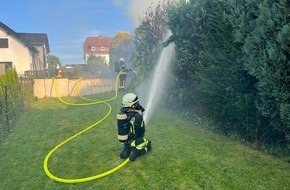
<box><xmin>118</xmin><ymin>58</ymin><xmax>131</xmax><ymax>91</ymax></box>
<box><xmin>117</xmin><ymin>93</ymin><xmax>151</xmax><ymax>161</ymax></box>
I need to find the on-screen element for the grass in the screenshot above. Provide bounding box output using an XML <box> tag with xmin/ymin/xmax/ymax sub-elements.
<box><xmin>0</xmin><ymin>91</ymin><xmax>289</xmax><ymax>190</ymax></box>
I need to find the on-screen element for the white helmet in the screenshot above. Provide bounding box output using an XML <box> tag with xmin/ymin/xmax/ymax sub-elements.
<box><xmin>122</xmin><ymin>93</ymin><xmax>139</xmax><ymax>107</ymax></box>
<box><xmin>120</xmin><ymin>58</ymin><xmax>125</xmax><ymax>62</ymax></box>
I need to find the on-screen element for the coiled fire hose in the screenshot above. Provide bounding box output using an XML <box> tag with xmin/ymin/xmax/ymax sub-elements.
<box><xmin>43</xmin><ymin>73</ymin><xmax>129</xmax><ymax>183</ymax></box>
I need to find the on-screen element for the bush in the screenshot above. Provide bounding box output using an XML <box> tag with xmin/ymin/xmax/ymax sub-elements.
<box><xmin>0</xmin><ymin>69</ymin><xmax>31</xmax><ymax>142</ymax></box>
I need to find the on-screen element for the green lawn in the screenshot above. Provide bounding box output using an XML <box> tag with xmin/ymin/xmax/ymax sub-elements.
<box><xmin>0</xmin><ymin>92</ymin><xmax>289</xmax><ymax>190</ymax></box>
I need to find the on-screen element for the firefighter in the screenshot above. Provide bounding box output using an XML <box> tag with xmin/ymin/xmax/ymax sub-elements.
<box><xmin>117</xmin><ymin>93</ymin><xmax>152</xmax><ymax>161</ymax></box>
<box><xmin>118</xmin><ymin>58</ymin><xmax>131</xmax><ymax>91</ymax></box>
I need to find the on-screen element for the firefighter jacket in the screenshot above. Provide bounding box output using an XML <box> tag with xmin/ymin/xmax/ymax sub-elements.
<box><xmin>117</xmin><ymin>107</ymin><xmax>145</xmax><ymax>143</ymax></box>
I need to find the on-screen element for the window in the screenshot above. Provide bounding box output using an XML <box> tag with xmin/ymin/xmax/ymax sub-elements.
<box><xmin>90</xmin><ymin>46</ymin><xmax>96</xmax><ymax>51</ymax></box>
<box><xmin>0</xmin><ymin>62</ymin><xmax>12</xmax><ymax>75</ymax></box>
<box><xmin>0</xmin><ymin>38</ymin><xmax>9</xmax><ymax>48</ymax></box>
<box><xmin>101</xmin><ymin>46</ymin><xmax>105</xmax><ymax>51</ymax></box>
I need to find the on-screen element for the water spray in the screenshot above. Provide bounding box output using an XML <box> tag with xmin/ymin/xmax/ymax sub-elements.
<box><xmin>143</xmin><ymin>42</ymin><xmax>175</xmax><ymax>123</ymax></box>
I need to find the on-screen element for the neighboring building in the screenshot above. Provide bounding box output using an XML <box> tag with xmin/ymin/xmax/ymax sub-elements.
<box><xmin>19</xmin><ymin>33</ymin><xmax>50</xmax><ymax>72</ymax></box>
<box><xmin>0</xmin><ymin>22</ymin><xmax>50</xmax><ymax>76</ymax></box>
<box><xmin>83</xmin><ymin>35</ymin><xmax>112</xmax><ymax>65</ymax></box>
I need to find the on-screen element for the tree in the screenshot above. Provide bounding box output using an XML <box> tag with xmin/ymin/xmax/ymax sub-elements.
<box><xmin>165</xmin><ymin>0</ymin><xmax>290</xmax><ymax>147</ymax></box>
<box><xmin>166</xmin><ymin>0</ymin><xmax>263</xmax><ymax>142</ymax></box>
<box><xmin>109</xmin><ymin>31</ymin><xmax>132</xmax><ymax>72</ymax></box>
<box><xmin>227</xmin><ymin>0</ymin><xmax>290</xmax><ymax>144</ymax></box>
<box><xmin>131</xmin><ymin>0</ymin><xmax>172</xmax><ymax>84</ymax></box>
<box><xmin>66</xmin><ymin>65</ymin><xmax>84</xmax><ymax>79</ymax></box>
<box><xmin>48</xmin><ymin>55</ymin><xmax>61</xmax><ymax>77</ymax></box>
<box><xmin>83</xmin><ymin>54</ymin><xmax>109</xmax><ymax>78</ymax></box>
<box><xmin>49</xmin><ymin>55</ymin><xmax>61</xmax><ymax>67</ymax></box>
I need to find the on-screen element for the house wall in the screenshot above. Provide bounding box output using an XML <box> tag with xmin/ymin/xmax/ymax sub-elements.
<box><xmin>35</xmin><ymin>45</ymin><xmax>46</xmax><ymax>71</ymax></box>
<box><xmin>0</xmin><ymin>28</ymin><xmax>34</xmax><ymax>76</ymax></box>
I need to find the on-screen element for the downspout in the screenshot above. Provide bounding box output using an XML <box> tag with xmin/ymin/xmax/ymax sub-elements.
<box><xmin>32</xmin><ymin>52</ymin><xmax>38</xmax><ymax>77</ymax></box>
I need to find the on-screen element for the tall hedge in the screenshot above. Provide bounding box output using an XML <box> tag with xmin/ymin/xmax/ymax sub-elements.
<box><xmin>226</xmin><ymin>0</ymin><xmax>290</xmax><ymax>143</ymax></box>
<box><xmin>166</xmin><ymin>0</ymin><xmax>289</xmax><ymax>146</ymax></box>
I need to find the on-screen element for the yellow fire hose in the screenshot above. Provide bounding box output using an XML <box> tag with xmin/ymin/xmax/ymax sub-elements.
<box><xmin>43</xmin><ymin>73</ymin><xmax>129</xmax><ymax>183</ymax></box>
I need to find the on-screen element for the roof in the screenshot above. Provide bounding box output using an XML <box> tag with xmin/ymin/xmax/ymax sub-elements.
<box><xmin>83</xmin><ymin>35</ymin><xmax>112</xmax><ymax>54</ymax></box>
<box><xmin>18</xmin><ymin>33</ymin><xmax>50</xmax><ymax>53</ymax></box>
<box><xmin>0</xmin><ymin>22</ymin><xmax>39</xmax><ymax>53</ymax></box>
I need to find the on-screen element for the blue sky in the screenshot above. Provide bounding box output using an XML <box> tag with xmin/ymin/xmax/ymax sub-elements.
<box><xmin>1</xmin><ymin>0</ymin><xmax>156</xmax><ymax>64</ymax></box>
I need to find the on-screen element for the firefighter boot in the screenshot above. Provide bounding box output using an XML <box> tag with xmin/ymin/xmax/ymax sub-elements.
<box><xmin>120</xmin><ymin>143</ymin><xmax>130</xmax><ymax>159</ymax></box>
<box><xmin>147</xmin><ymin>140</ymin><xmax>152</xmax><ymax>151</ymax></box>
<box><xmin>129</xmin><ymin>147</ymin><xmax>138</xmax><ymax>161</ymax></box>
<box><xmin>130</xmin><ymin>148</ymin><xmax>149</xmax><ymax>161</ymax></box>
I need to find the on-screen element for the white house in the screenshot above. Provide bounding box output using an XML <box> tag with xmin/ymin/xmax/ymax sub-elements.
<box><xmin>0</xmin><ymin>22</ymin><xmax>50</xmax><ymax>77</ymax></box>
<box><xmin>18</xmin><ymin>33</ymin><xmax>50</xmax><ymax>72</ymax></box>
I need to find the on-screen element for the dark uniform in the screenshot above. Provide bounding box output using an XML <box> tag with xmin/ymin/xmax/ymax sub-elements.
<box><xmin>119</xmin><ymin>64</ymin><xmax>127</xmax><ymax>91</ymax></box>
<box><xmin>117</xmin><ymin>93</ymin><xmax>151</xmax><ymax>161</ymax></box>
<box><xmin>117</xmin><ymin>58</ymin><xmax>131</xmax><ymax>91</ymax></box>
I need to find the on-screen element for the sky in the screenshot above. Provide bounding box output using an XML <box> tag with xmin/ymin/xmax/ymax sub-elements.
<box><xmin>1</xmin><ymin>0</ymin><xmax>162</xmax><ymax>64</ymax></box>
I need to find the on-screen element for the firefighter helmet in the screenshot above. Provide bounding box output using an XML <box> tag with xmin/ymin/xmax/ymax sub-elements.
<box><xmin>122</xmin><ymin>93</ymin><xmax>139</xmax><ymax>108</ymax></box>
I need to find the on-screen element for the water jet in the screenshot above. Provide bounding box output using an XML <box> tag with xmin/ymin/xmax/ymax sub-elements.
<box><xmin>143</xmin><ymin>42</ymin><xmax>175</xmax><ymax>124</ymax></box>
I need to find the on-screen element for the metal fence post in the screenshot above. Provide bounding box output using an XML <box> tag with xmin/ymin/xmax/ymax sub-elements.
<box><xmin>5</xmin><ymin>86</ymin><xmax>11</xmax><ymax>133</ymax></box>
<box><xmin>21</xmin><ymin>77</ymin><xmax>24</xmax><ymax>110</ymax></box>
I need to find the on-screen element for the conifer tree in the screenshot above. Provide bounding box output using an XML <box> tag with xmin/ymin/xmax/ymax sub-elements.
<box><xmin>227</xmin><ymin>0</ymin><xmax>290</xmax><ymax>144</ymax></box>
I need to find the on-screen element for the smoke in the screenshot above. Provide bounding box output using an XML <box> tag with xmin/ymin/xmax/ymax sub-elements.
<box><xmin>112</xmin><ymin>0</ymin><xmax>171</xmax><ymax>26</ymax></box>
<box><xmin>127</xmin><ymin>0</ymin><xmax>160</xmax><ymax>26</ymax></box>
<box><xmin>112</xmin><ymin>0</ymin><xmax>176</xmax><ymax>124</ymax></box>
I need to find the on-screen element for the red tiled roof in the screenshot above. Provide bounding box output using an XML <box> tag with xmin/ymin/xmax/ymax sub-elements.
<box><xmin>83</xmin><ymin>35</ymin><xmax>112</xmax><ymax>54</ymax></box>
